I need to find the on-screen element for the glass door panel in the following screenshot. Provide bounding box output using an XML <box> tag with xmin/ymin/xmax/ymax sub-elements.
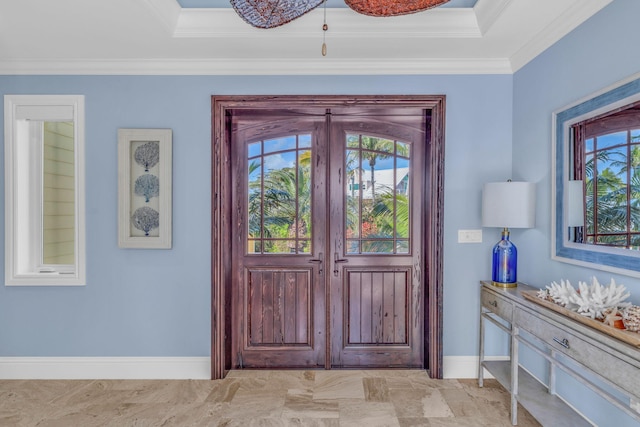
<box><xmin>344</xmin><ymin>133</ymin><xmax>412</xmax><ymax>255</ymax></box>
<box><xmin>247</xmin><ymin>135</ymin><xmax>312</xmax><ymax>254</ymax></box>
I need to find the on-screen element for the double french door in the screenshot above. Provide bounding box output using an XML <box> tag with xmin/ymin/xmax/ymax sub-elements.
<box><xmin>228</xmin><ymin>107</ymin><xmax>427</xmax><ymax>369</ymax></box>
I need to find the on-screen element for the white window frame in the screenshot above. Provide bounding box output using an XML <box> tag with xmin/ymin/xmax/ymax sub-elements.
<box><xmin>4</xmin><ymin>95</ymin><xmax>86</xmax><ymax>286</ymax></box>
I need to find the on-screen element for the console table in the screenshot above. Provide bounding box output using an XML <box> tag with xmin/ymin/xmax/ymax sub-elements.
<box><xmin>478</xmin><ymin>280</ymin><xmax>640</xmax><ymax>426</ymax></box>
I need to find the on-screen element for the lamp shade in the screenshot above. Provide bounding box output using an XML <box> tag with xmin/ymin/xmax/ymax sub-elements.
<box><xmin>566</xmin><ymin>180</ymin><xmax>585</xmax><ymax>227</ymax></box>
<box><xmin>482</xmin><ymin>181</ymin><xmax>536</xmax><ymax>229</ymax></box>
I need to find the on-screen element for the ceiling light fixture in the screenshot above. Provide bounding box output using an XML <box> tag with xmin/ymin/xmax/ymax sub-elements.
<box><xmin>230</xmin><ymin>0</ymin><xmax>451</xmax><ymax>28</ymax></box>
<box><xmin>344</xmin><ymin>0</ymin><xmax>451</xmax><ymax>17</ymax></box>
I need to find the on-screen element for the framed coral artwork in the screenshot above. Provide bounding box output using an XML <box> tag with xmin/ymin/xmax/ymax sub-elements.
<box><xmin>118</xmin><ymin>128</ymin><xmax>172</xmax><ymax>249</ymax></box>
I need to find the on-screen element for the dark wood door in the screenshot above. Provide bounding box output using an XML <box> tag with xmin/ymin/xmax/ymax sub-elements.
<box><xmin>230</xmin><ymin>108</ymin><xmax>425</xmax><ymax>369</ymax></box>
<box><xmin>328</xmin><ymin>115</ymin><xmax>425</xmax><ymax>367</ymax></box>
<box><xmin>231</xmin><ymin>113</ymin><xmax>328</xmax><ymax>368</ymax></box>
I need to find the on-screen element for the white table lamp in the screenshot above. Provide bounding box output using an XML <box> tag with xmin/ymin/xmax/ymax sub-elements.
<box><xmin>482</xmin><ymin>181</ymin><xmax>536</xmax><ymax>287</ymax></box>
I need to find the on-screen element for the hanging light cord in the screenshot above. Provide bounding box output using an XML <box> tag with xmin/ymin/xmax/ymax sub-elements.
<box><xmin>322</xmin><ymin>0</ymin><xmax>328</xmax><ymax>56</ymax></box>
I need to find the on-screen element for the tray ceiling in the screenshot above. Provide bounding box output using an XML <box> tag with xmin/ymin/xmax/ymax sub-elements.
<box><xmin>0</xmin><ymin>0</ymin><xmax>612</xmax><ymax>75</ymax></box>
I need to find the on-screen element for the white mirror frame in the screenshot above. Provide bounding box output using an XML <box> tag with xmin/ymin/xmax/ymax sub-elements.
<box><xmin>552</xmin><ymin>72</ymin><xmax>640</xmax><ymax>277</ymax></box>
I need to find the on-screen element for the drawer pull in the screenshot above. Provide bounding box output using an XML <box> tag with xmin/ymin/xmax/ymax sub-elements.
<box><xmin>553</xmin><ymin>337</ymin><xmax>570</xmax><ymax>349</ymax></box>
<box><xmin>489</xmin><ymin>300</ymin><xmax>498</xmax><ymax>307</ymax></box>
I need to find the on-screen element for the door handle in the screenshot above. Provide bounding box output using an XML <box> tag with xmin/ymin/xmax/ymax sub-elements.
<box><xmin>308</xmin><ymin>252</ymin><xmax>323</xmax><ymax>274</ymax></box>
<box><xmin>333</xmin><ymin>252</ymin><xmax>348</xmax><ymax>276</ymax></box>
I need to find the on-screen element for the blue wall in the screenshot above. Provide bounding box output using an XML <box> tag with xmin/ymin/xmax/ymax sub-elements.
<box><xmin>0</xmin><ymin>74</ymin><xmax>513</xmax><ymax>357</ymax></box>
<box><xmin>2</xmin><ymin>0</ymin><xmax>638</xmax><ymax>422</ymax></box>
<box><xmin>514</xmin><ymin>0</ymin><xmax>640</xmax><ymax>425</ymax></box>
<box><xmin>515</xmin><ymin>0</ymin><xmax>640</xmax><ymax>292</ymax></box>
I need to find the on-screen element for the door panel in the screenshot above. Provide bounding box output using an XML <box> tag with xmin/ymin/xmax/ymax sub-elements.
<box><xmin>230</xmin><ymin>109</ymin><xmax>425</xmax><ymax>369</ymax></box>
<box><xmin>346</xmin><ymin>270</ymin><xmax>409</xmax><ymax>345</ymax></box>
<box><xmin>329</xmin><ymin>117</ymin><xmax>425</xmax><ymax>368</ymax></box>
<box><xmin>246</xmin><ymin>269</ymin><xmax>311</xmax><ymax>346</ymax></box>
<box><xmin>231</xmin><ymin>113</ymin><xmax>327</xmax><ymax>369</ymax></box>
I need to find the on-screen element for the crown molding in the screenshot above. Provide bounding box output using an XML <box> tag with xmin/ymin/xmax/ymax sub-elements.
<box><xmin>0</xmin><ymin>57</ymin><xmax>512</xmax><ymax>76</ymax></box>
<box><xmin>473</xmin><ymin>0</ymin><xmax>512</xmax><ymax>35</ymax></box>
<box><xmin>174</xmin><ymin>8</ymin><xmax>481</xmax><ymax>39</ymax></box>
<box><xmin>509</xmin><ymin>0</ymin><xmax>613</xmax><ymax>72</ymax></box>
<box><xmin>140</xmin><ymin>0</ymin><xmax>182</xmax><ymax>32</ymax></box>
<box><xmin>0</xmin><ymin>0</ymin><xmax>612</xmax><ymax>76</ymax></box>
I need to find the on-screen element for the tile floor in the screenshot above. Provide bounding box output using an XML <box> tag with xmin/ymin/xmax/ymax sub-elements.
<box><xmin>0</xmin><ymin>370</ymin><xmax>541</xmax><ymax>426</ymax></box>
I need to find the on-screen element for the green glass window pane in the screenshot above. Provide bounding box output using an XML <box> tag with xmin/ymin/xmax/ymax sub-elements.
<box><xmin>362</xmin><ymin>136</ymin><xmax>394</xmax><ymax>154</ymax></box>
<box><xmin>361</xmin><ymin>240</ymin><xmax>394</xmax><ymax>253</ymax></box>
<box><xmin>298</xmin><ymin>150</ymin><xmax>312</xmax><ymax>239</ymax></box>
<box><xmin>596</xmin><ymin>235</ymin><xmax>627</xmax><ymax>246</ymax></box>
<box><xmin>346</xmin><ymin>195</ymin><xmax>360</xmax><ymax>239</ymax></box>
<box><xmin>346</xmin><ymin>149</ymin><xmax>361</xmax><ymax>239</ymax></box>
<box><xmin>395</xmin><ymin>194</ymin><xmax>410</xmax><ymax>238</ymax></box>
<box><xmin>248</xmin><ymin>240</ymin><xmax>262</xmax><ymax>253</ymax></box>
<box><xmin>397</xmin><ymin>141</ymin><xmax>410</xmax><ymax>158</ymax></box>
<box><xmin>344</xmin><ymin>133</ymin><xmax>411</xmax><ymax>255</ymax></box>
<box><xmin>346</xmin><ymin>240</ymin><xmax>360</xmax><ymax>254</ymax></box>
<box><xmin>631</xmin><ymin>207</ymin><xmax>640</xmax><ymax>232</ymax></box>
<box><xmin>630</xmin><ymin>235</ymin><xmax>640</xmax><ymax>250</ymax></box>
<box><xmin>396</xmin><ymin>240</ymin><xmax>409</xmax><ymax>254</ymax></box>
<box><xmin>247</xmin><ymin>135</ymin><xmax>313</xmax><ymax>255</ymax></box>
<box><xmin>298</xmin><ymin>240</ymin><xmax>311</xmax><ymax>254</ymax></box>
<box><xmin>347</xmin><ymin>134</ymin><xmax>359</xmax><ymax>148</ymax></box>
<box><xmin>263</xmin><ymin>240</ymin><xmax>296</xmax><ymax>254</ymax></box>
<box><xmin>247</xmin><ymin>160</ymin><xmax>262</xmax><ymax>239</ymax></box>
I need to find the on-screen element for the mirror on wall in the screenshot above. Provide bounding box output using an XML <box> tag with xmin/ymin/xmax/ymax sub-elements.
<box><xmin>552</xmin><ymin>73</ymin><xmax>640</xmax><ymax>277</ymax></box>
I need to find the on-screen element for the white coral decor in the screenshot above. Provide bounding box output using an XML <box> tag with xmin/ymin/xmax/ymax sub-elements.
<box><xmin>545</xmin><ymin>279</ymin><xmax>579</xmax><ymax>309</ymax></box>
<box><xmin>545</xmin><ymin>277</ymin><xmax>631</xmax><ymax>320</ymax></box>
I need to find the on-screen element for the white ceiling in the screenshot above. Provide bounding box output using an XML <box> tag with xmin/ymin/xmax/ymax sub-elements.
<box><xmin>0</xmin><ymin>0</ymin><xmax>612</xmax><ymax>75</ymax></box>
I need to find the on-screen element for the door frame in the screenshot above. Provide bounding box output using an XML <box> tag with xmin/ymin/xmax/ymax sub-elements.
<box><xmin>211</xmin><ymin>95</ymin><xmax>446</xmax><ymax>379</ymax></box>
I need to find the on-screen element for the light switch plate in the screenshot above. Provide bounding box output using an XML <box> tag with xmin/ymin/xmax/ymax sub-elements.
<box><xmin>458</xmin><ymin>229</ymin><xmax>482</xmax><ymax>243</ymax></box>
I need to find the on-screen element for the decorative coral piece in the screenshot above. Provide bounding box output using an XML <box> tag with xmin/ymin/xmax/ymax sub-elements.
<box><xmin>569</xmin><ymin>277</ymin><xmax>631</xmax><ymax>320</ymax></box>
<box><xmin>542</xmin><ymin>277</ymin><xmax>631</xmax><ymax>321</ymax></box>
<box><xmin>545</xmin><ymin>279</ymin><xmax>579</xmax><ymax>309</ymax></box>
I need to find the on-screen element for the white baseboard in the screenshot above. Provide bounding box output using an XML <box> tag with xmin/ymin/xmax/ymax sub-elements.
<box><xmin>0</xmin><ymin>356</ymin><xmax>501</xmax><ymax>380</ymax></box>
<box><xmin>443</xmin><ymin>355</ymin><xmax>509</xmax><ymax>379</ymax></box>
<box><xmin>0</xmin><ymin>357</ymin><xmax>211</xmax><ymax>380</ymax></box>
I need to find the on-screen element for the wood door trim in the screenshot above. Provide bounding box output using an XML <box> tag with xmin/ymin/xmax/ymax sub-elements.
<box><xmin>211</xmin><ymin>95</ymin><xmax>445</xmax><ymax>379</ymax></box>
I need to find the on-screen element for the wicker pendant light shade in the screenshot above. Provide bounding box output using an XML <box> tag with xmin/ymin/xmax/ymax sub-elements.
<box><xmin>344</xmin><ymin>0</ymin><xmax>450</xmax><ymax>16</ymax></box>
<box><xmin>231</xmin><ymin>0</ymin><xmax>451</xmax><ymax>29</ymax></box>
<box><xmin>230</xmin><ymin>0</ymin><xmax>324</xmax><ymax>29</ymax></box>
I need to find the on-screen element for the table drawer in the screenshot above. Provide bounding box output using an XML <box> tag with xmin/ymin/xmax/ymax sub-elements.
<box><xmin>515</xmin><ymin>307</ymin><xmax>640</xmax><ymax>399</ymax></box>
<box><xmin>481</xmin><ymin>289</ymin><xmax>513</xmax><ymax>322</ymax></box>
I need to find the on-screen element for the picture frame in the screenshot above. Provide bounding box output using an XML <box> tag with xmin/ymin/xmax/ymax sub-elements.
<box><xmin>118</xmin><ymin>128</ymin><xmax>172</xmax><ymax>249</ymax></box>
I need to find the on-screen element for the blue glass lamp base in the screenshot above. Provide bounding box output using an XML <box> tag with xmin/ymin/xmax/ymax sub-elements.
<box><xmin>491</xmin><ymin>230</ymin><xmax>518</xmax><ymax>288</ymax></box>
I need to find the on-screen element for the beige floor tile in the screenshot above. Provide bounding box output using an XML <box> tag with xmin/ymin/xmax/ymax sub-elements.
<box><xmin>338</xmin><ymin>400</ymin><xmax>400</xmax><ymax>427</ymax></box>
<box><xmin>390</xmin><ymin>388</ymin><xmax>430</xmax><ymax>418</ymax></box>
<box><xmin>363</xmin><ymin>377</ymin><xmax>390</xmax><ymax>402</ymax></box>
<box><xmin>313</xmin><ymin>372</ymin><xmax>365</xmax><ymax>400</ymax></box>
<box><xmin>421</xmin><ymin>389</ymin><xmax>454</xmax><ymax>418</ymax></box>
<box><xmin>283</xmin><ymin>389</ymin><xmax>340</xmax><ymax>419</ymax></box>
<box><xmin>397</xmin><ymin>418</ymin><xmax>432</xmax><ymax>427</ymax></box>
<box><xmin>0</xmin><ymin>371</ymin><xmax>542</xmax><ymax>427</ymax></box>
